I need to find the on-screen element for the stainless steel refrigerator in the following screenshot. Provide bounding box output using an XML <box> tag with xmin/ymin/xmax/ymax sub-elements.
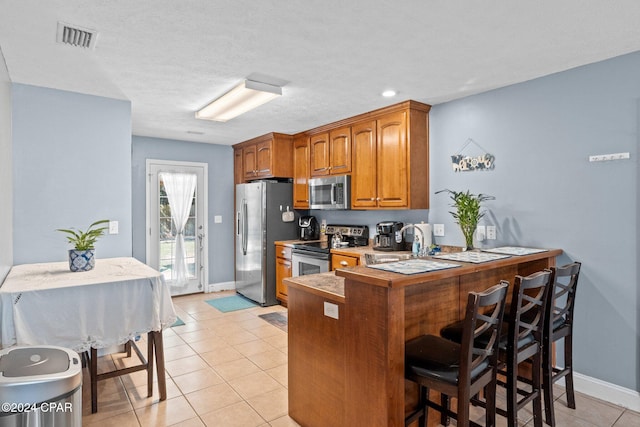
<box><xmin>235</xmin><ymin>181</ymin><xmax>298</xmax><ymax>306</ymax></box>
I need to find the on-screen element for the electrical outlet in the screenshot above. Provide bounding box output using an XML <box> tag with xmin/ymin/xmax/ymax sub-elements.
<box><xmin>214</xmin><ymin>215</ymin><xmax>222</xmax><ymax>223</ymax></box>
<box><xmin>433</xmin><ymin>224</ymin><xmax>445</xmax><ymax>237</ymax></box>
<box><xmin>476</xmin><ymin>225</ymin><xmax>486</xmax><ymax>242</ymax></box>
<box><xmin>324</xmin><ymin>302</ymin><xmax>339</xmax><ymax>319</ymax></box>
<box><xmin>108</xmin><ymin>220</ymin><xmax>119</xmax><ymax>235</ymax></box>
<box><xmin>486</xmin><ymin>225</ymin><xmax>496</xmax><ymax>240</ymax></box>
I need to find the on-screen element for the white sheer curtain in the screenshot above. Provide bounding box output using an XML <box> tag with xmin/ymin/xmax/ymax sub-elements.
<box><xmin>160</xmin><ymin>172</ymin><xmax>197</xmax><ymax>288</ymax></box>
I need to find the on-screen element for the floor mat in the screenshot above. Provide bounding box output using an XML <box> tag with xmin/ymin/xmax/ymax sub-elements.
<box><xmin>258</xmin><ymin>312</ymin><xmax>288</xmax><ymax>332</ymax></box>
<box><xmin>171</xmin><ymin>317</ymin><xmax>185</xmax><ymax>327</ymax></box>
<box><xmin>206</xmin><ymin>295</ymin><xmax>257</xmax><ymax>312</ymax></box>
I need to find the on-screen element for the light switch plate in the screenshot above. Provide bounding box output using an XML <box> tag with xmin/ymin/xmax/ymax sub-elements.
<box><xmin>476</xmin><ymin>225</ymin><xmax>486</xmax><ymax>241</ymax></box>
<box><xmin>214</xmin><ymin>215</ymin><xmax>222</xmax><ymax>223</ymax></box>
<box><xmin>108</xmin><ymin>220</ymin><xmax>118</xmax><ymax>235</ymax></box>
<box><xmin>433</xmin><ymin>224</ymin><xmax>445</xmax><ymax>237</ymax></box>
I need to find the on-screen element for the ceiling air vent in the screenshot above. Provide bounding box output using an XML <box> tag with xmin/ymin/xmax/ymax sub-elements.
<box><xmin>56</xmin><ymin>22</ymin><xmax>98</xmax><ymax>49</ymax></box>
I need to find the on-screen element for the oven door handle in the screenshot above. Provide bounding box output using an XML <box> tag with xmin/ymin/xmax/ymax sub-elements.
<box><xmin>292</xmin><ymin>251</ymin><xmax>330</xmax><ymax>261</ymax></box>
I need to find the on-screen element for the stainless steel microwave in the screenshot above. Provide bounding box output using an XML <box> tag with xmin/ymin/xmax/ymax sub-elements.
<box><xmin>308</xmin><ymin>175</ymin><xmax>351</xmax><ymax>210</ymax></box>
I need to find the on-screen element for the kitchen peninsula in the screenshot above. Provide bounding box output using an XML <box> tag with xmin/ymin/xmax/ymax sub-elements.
<box><xmin>285</xmin><ymin>249</ymin><xmax>562</xmax><ymax>427</ymax></box>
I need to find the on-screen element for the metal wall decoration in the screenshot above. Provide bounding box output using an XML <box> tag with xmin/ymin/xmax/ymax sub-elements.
<box><xmin>451</xmin><ymin>138</ymin><xmax>495</xmax><ymax>172</ymax></box>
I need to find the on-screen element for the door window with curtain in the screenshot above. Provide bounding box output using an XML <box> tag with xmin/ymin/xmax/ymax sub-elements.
<box><xmin>147</xmin><ymin>160</ymin><xmax>208</xmax><ymax>296</ymax></box>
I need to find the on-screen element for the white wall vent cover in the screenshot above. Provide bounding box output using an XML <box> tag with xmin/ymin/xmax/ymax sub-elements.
<box><xmin>56</xmin><ymin>22</ymin><xmax>98</xmax><ymax>49</ymax></box>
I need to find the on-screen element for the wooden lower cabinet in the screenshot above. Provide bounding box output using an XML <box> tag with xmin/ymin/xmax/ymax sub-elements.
<box><xmin>331</xmin><ymin>253</ymin><xmax>359</xmax><ymax>270</ymax></box>
<box><xmin>288</xmin><ymin>286</ymin><xmax>345</xmax><ymax>426</ymax></box>
<box><xmin>275</xmin><ymin>244</ymin><xmax>292</xmax><ymax>304</ymax></box>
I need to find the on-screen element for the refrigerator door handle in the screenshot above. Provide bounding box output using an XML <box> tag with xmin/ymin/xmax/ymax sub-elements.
<box><xmin>242</xmin><ymin>199</ymin><xmax>248</xmax><ymax>255</ymax></box>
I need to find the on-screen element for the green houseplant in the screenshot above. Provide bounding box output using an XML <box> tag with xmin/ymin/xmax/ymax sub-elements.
<box><xmin>437</xmin><ymin>189</ymin><xmax>494</xmax><ymax>250</ymax></box>
<box><xmin>57</xmin><ymin>219</ymin><xmax>109</xmax><ymax>272</ymax></box>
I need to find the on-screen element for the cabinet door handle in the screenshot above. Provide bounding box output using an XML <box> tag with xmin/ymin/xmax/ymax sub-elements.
<box><xmin>370</xmin><ymin>198</ymin><xmax>375</xmax><ymax>201</ymax></box>
<box><xmin>340</xmin><ymin>261</ymin><xmax>348</xmax><ymax>266</ymax></box>
<box><xmin>281</xmin><ymin>250</ymin><xmax>286</xmax><ymax>256</ymax></box>
<box><xmin>376</xmin><ymin>197</ymin><xmax>381</xmax><ymax>201</ymax></box>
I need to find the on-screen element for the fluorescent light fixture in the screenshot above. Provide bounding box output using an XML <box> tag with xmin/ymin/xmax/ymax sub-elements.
<box><xmin>382</xmin><ymin>89</ymin><xmax>397</xmax><ymax>97</ymax></box>
<box><xmin>196</xmin><ymin>80</ymin><xmax>282</xmax><ymax>122</ymax></box>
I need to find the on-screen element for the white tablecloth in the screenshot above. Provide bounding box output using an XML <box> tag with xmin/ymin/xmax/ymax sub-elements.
<box><xmin>0</xmin><ymin>257</ymin><xmax>177</xmax><ymax>352</ymax></box>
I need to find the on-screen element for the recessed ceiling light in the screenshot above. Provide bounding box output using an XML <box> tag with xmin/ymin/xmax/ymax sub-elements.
<box><xmin>382</xmin><ymin>90</ymin><xmax>397</xmax><ymax>98</ymax></box>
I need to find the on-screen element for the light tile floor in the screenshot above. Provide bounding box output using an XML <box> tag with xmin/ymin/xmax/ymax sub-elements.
<box><xmin>80</xmin><ymin>290</ymin><xmax>640</xmax><ymax>426</ymax></box>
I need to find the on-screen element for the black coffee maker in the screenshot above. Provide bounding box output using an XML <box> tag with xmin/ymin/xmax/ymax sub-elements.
<box><xmin>373</xmin><ymin>221</ymin><xmax>404</xmax><ymax>251</ymax></box>
<box><xmin>299</xmin><ymin>216</ymin><xmax>320</xmax><ymax>240</ymax></box>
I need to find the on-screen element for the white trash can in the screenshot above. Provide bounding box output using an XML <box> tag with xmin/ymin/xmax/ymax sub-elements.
<box><xmin>0</xmin><ymin>346</ymin><xmax>82</xmax><ymax>427</ymax></box>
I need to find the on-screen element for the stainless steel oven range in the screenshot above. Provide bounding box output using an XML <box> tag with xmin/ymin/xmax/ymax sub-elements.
<box><xmin>291</xmin><ymin>242</ymin><xmax>330</xmax><ymax>277</ymax></box>
<box><xmin>291</xmin><ymin>224</ymin><xmax>369</xmax><ymax>277</ymax></box>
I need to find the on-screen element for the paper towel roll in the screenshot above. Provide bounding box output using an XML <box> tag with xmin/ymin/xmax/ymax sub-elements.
<box><xmin>415</xmin><ymin>223</ymin><xmax>432</xmax><ymax>248</ymax></box>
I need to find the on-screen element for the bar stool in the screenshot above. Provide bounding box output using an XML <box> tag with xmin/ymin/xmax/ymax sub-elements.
<box><xmin>441</xmin><ymin>270</ymin><xmax>554</xmax><ymax>427</ymax></box>
<box><xmin>543</xmin><ymin>262</ymin><xmax>581</xmax><ymax>427</ymax></box>
<box><xmin>404</xmin><ymin>282</ymin><xmax>508</xmax><ymax>427</ymax></box>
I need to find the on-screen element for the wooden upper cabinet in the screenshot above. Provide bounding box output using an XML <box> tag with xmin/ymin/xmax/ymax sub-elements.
<box><xmin>310</xmin><ymin>127</ymin><xmax>352</xmax><ymax>177</ymax></box>
<box><xmin>377</xmin><ymin>111</ymin><xmax>408</xmax><ymax>208</ymax></box>
<box><xmin>350</xmin><ymin>103</ymin><xmax>430</xmax><ymax>210</ymax></box>
<box><xmin>310</xmin><ymin>132</ymin><xmax>330</xmax><ymax>176</ymax></box>
<box><xmin>256</xmin><ymin>139</ymin><xmax>272</xmax><ymax>177</ymax></box>
<box><xmin>329</xmin><ymin>126</ymin><xmax>352</xmax><ymax>175</ymax></box>
<box><xmin>233</xmin><ymin>133</ymin><xmax>293</xmax><ymax>181</ymax></box>
<box><xmin>242</xmin><ymin>145</ymin><xmax>257</xmax><ymax>180</ymax></box>
<box><xmin>234</xmin><ymin>147</ymin><xmax>244</xmax><ymax>184</ymax></box>
<box><xmin>293</xmin><ymin>136</ymin><xmax>310</xmax><ymax>209</ymax></box>
<box><xmin>351</xmin><ymin>121</ymin><xmax>377</xmax><ymax>208</ymax></box>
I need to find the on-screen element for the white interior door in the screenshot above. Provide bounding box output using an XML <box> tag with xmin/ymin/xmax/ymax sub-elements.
<box><xmin>146</xmin><ymin>160</ymin><xmax>208</xmax><ymax>296</ymax></box>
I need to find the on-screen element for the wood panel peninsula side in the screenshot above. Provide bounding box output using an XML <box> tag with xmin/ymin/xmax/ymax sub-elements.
<box><xmin>285</xmin><ymin>249</ymin><xmax>562</xmax><ymax>427</ymax></box>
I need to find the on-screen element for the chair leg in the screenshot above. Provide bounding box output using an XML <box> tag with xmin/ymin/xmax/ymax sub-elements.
<box><xmin>440</xmin><ymin>393</ymin><xmax>450</xmax><ymax>426</ymax></box>
<box><xmin>532</xmin><ymin>352</ymin><xmax>543</xmax><ymax>427</ymax></box>
<box><xmin>419</xmin><ymin>386</ymin><xmax>428</xmax><ymax>427</ymax></box>
<box><xmin>146</xmin><ymin>331</ymin><xmax>155</xmax><ymax>398</ymax></box>
<box><xmin>506</xmin><ymin>355</ymin><xmax>519</xmax><ymax>427</ymax></box>
<box><xmin>543</xmin><ymin>338</ymin><xmax>556</xmax><ymax>427</ymax></box>
<box><xmin>90</xmin><ymin>347</ymin><xmax>98</xmax><ymax>414</ymax></box>
<box><xmin>457</xmin><ymin>386</ymin><xmax>471</xmax><ymax>427</ymax></box>
<box><xmin>485</xmin><ymin>380</ymin><xmax>497</xmax><ymax>427</ymax></box>
<box><xmin>564</xmin><ymin>335</ymin><xmax>576</xmax><ymax>409</ymax></box>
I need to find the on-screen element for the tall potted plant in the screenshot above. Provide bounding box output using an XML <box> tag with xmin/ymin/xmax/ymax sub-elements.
<box><xmin>437</xmin><ymin>189</ymin><xmax>494</xmax><ymax>250</ymax></box>
<box><xmin>57</xmin><ymin>219</ymin><xmax>109</xmax><ymax>272</ymax></box>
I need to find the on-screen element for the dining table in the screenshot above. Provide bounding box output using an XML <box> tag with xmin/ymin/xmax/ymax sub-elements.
<box><xmin>0</xmin><ymin>257</ymin><xmax>177</xmax><ymax>413</ymax></box>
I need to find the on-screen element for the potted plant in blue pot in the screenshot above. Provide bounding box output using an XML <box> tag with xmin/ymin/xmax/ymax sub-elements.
<box><xmin>57</xmin><ymin>219</ymin><xmax>109</xmax><ymax>272</ymax></box>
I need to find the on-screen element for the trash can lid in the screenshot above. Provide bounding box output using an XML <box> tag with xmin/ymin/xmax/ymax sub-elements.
<box><xmin>0</xmin><ymin>347</ymin><xmax>70</xmax><ymax>377</ymax></box>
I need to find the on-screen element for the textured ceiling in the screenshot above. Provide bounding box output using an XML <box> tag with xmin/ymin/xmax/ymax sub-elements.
<box><xmin>1</xmin><ymin>1</ymin><xmax>640</xmax><ymax>146</ymax></box>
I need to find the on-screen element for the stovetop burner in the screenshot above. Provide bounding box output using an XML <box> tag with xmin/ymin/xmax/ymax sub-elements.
<box><xmin>292</xmin><ymin>241</ymin><xmax>331</xmax><ymax>254</ymax></box>
<box><xmin>292</xmin><ymin>224</ymin><xmax>369</xmax><ymax>254</ymax></box>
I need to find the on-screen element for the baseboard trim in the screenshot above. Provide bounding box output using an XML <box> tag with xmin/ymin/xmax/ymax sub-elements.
<box><xmin>206</xmin><ymin>281</ymin><xmax>235</xmax><ymax>293</ymax></box>
<box><xmin>573</xmin><ymin>371</ymin><xmax>640</xmax><ymax>412</ymax></box>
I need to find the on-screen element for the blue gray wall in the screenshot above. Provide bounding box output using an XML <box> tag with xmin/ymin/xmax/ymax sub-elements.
<box><xmin>0</xmin><ymin>47</ymin><xmax>12</xmax><ymax>281</ymax></box>
<box><xmin>131</xmin><ymin>136</ymin><xmax>235</xmax><ymax>285</ymax></box>
<box><xmin>11</xmin><ymin>84</ymin><xmax>132</xmax><ymax>264</ymax></box>
<box><xmin>429</xmin><ymin>52</ymin><xmax>639</xmax><ymax>391</ymax></box>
